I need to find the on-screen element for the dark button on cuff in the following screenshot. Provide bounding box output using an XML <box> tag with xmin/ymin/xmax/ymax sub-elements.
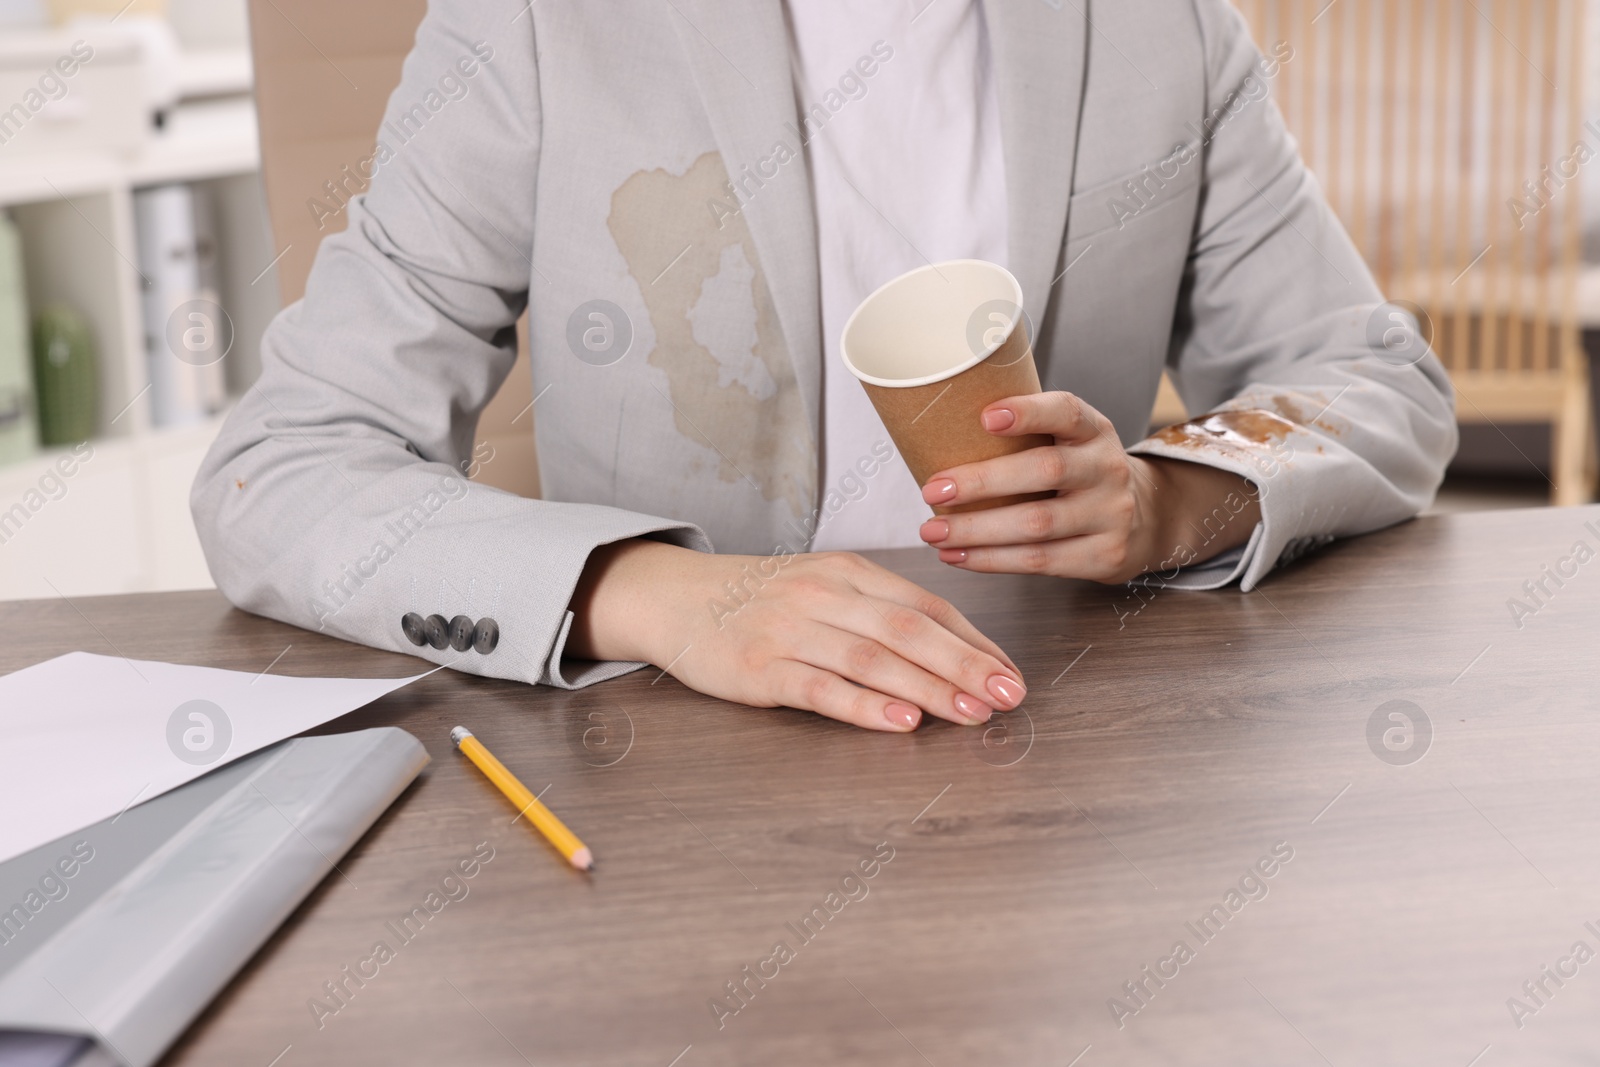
<box><xmin>424</xmin><ymin>614</ymin><xmax>450</xmax><ymax>650</ymax></box>
<box><xmin>401</xmin><ymin>612</ymin><xmax>427</xmax><ymax>646</ymax></box>
<box><xmin>448</xmin><ymin>614</ymin><xmax>475</xmax><ymax>652</ymax></box>
<box><xmin>473</xmin><ymin>617</ymin><xmax>500</xmax><ymax>654</ymax></box>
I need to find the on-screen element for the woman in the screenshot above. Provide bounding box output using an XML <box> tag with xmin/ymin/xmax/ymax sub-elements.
<box><xmin>193</xmin><ymin>0</ymin><xmax>1455</xmax><ymax>732</ymax></box>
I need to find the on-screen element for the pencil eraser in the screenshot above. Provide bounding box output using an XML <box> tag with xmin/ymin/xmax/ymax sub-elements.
<box><xmin>449</xmin><ymin>726</ymin><xmax>472</xmax><ymax>748</ymax></box>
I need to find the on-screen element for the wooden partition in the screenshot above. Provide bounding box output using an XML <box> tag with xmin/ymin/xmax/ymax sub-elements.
<box><xmin>1231</xmin><ymin>0</ymin><xmax>1593</xmax><ymax>503</ymax></box>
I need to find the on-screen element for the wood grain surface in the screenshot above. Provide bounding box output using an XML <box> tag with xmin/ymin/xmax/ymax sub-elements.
<box><xmin>5</xmin><ymin>506</ymin><xmax>1600</xmax><ymax>1067</ymax></box>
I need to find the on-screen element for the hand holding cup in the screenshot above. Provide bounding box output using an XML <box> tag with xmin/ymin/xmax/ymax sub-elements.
<box><xmin>840</xmin><ymin>260</ymin><xmax>1053</xmax><ymax>515</ymax></box>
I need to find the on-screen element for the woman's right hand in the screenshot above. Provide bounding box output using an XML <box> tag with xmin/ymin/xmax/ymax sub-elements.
<box><xmin>566</xmin><ymin>540</ymin><xmax>1027</xmax><ymax>732</ymax></box>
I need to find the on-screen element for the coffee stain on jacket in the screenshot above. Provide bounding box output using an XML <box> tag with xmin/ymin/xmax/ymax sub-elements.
<box><xmin>608</xmin><ymin>151</ymin><xmax>814</xmax><ymax>522</ymax></box>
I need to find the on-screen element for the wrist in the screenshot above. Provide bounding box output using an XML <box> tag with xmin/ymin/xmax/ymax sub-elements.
<box><xmin>566</xmin><ymin>538</ymin><xmax>702</xmax><ymax>665</ymax></box>
<box><xmin>1129</xmin><ymin>456</ymin><xmax>1182</xmax><ymax>573</ymax></box>
<box><xmin>1137</xmin><ymin>456</ymin><xmax>1262</xmax><ymax>570</ymax></box>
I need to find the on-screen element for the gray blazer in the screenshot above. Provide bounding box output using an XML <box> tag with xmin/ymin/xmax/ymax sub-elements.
<box><xmin>192</xmin><ymin>0</ymin><xmax>1457</xmax><ymax>688</ymax></box>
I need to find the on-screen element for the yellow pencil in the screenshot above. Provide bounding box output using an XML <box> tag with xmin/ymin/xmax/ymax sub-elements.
<box><xmin>450</xmin><ymin>726</ymin><xmax>593</xmax><ymax>871</ymax></box>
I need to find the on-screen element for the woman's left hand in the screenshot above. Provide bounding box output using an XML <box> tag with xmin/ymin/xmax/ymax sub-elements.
<box><xmin>916</xmin><ymin>391</ymin><xmax>1260</xmax><ymax>583</ymax></box>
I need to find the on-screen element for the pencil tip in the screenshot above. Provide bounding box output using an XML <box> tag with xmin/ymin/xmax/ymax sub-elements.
<box><xmin>571</xmin><ymin>848</ymin><xmax>594</xmax><ymax>871</ymax></box>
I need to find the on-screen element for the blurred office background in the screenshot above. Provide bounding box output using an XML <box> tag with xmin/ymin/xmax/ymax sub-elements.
<box><xmin>0</xmin><ymin>0</ymin><xmax>1595</xmax><ymax>601</ymax></box>
<box><xmin>1217</xmin><ymin>0</ymin><xmax>1600</xmax><ymax>516</ymax></box>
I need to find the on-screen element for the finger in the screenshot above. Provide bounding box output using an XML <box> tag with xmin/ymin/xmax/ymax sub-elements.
<box><xmin>923</xmin><ymin>489</ymin><xmax>1124</xmax><ymax>549</ymax></box>
<box><xmin>921</xmin><ymin>439</ymin><xmax>1118</xmax><ymax>509</ymax></box>
<box><xmin>921</xmin><ymin>604</ymin><xmax>1023</xmax><ymax>681</ymax></box>
<box><xmin>851</xmin><ymin>596</ymin><xmax>1027</xmax><ymax>712</ymax></box>
<box><xmin>770</xmin><ymin>660</ymin><xmax>923</xmax><ymax>733</ymax></box>
<box><xmin>938</xmin><ymin>533</ymin><xmax>1136</xmax><ymax>583</ymax></box>
<box><xmin>830</xmin><ymin>555</ymin><xmax>1024</xmax><ymax>678</ymax></box>
<box><xmin>979</xmin><ymin>390</ymin><xmax>1114</xmax><ymax>444</ymax></box>
<box><xmin>796</xmin><ymin>619</ymin><xmax>996</xmax><ymax>725</ymax></box>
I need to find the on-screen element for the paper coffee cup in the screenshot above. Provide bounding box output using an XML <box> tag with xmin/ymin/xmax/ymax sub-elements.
<box><xmin>841</xmin><ymin>260</ymin><xmax>1054</xmax><ymax>515</ymax></box>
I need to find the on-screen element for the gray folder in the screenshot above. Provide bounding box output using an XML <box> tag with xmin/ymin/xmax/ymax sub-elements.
<box><xmin>0</xmin><ymin>727</ymin><xmax>429</xmax><ymax>1067</ymax></box>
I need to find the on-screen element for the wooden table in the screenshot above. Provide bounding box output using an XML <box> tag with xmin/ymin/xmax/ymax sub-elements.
<box><xmin>6</xmin><ymin>506</ymin><xmax>1600</xmax><ymax>1067</ymax></box>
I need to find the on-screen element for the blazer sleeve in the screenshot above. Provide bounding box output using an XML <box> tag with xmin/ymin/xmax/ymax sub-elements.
<box><xmin>191</xmin><ymin>0</ymin><xmax>710</xmax><ymax>689</ymax></box>
<box><xmin>1124</xmin><ymin>0</ymin><xmax>1459</xmax><ymax>591</ymax></box>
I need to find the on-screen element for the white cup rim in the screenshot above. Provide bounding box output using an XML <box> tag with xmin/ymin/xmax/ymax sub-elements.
<box><xmin>839</xmin><ymin>259</ymin><xmax>1025</xmax><ymax>389</ymax></box>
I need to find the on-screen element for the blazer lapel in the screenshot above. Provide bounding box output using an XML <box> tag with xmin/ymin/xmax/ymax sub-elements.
<box><xmin>664</xmin><ymin>1</ymin><xmax>1085</xmax><ymax>440</ymax></box>
<box><xmin>666</xmin><ymin>0</ymin><xmax>822</xmax><ymax>442</ymax></box>
<box><xmin>985</xmin><ymin>0</ymin><xmax>1088</xmax><ymax>335</ymax></box>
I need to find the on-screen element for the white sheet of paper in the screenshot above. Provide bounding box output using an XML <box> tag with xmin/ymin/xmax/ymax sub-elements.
<box><xmin>0</xmin><ymin>651</ymin><xmax>432</xmax><ymax>866</ymax></box>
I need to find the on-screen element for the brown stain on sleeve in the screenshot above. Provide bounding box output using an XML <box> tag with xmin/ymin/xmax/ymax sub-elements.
<box><xmin>1154</xmin><ymin>408</ymin><xmax>1298</xmax><ymax>450</ymax></box>
<box><xmin>1263</xmin><ymin>392</ymin><xmax>1346</xmax><ymax>437</ymax></box>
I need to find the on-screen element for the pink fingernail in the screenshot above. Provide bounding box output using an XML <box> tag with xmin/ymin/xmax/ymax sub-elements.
<box><xmin>920</xmin><ymin>519</ymin><xmax>949</xmax><ymax>544</ymax></box>
<box><xmin>986</xmin><ymin>675</ymin><xmax>1026</xmax><ymax>708</ymax></box>
<box><xmin>923</xmin><ymin>479</ymin><xmax>957</xmax><ymax>504</ymax></box>
<box><xmin>938</xmin><ymin>549</ymin><xmax>968</xmax><ymax>565</ymax></box>
<box><xmin>953</xmin><ymin>693</ymin><xmax>992</xmax><ymax>722</ymax></box>
<box><xmin>884</xmin><ymin>702</ymin><xmax>921</xmax><ymax>730</ymax></box>
<box><xmin>982</xmin><ymin>407</ymin><xmax>1016</xmax><ymax>432</ymax></box>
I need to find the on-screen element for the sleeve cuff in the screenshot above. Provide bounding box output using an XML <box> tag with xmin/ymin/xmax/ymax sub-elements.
<box><xmin>1128</xmin><ymin>414</ymin><xmax>1313</xmax><ymax>593</ymax></box>
<box><xmin>539</xmin><ymin>608</ymin><xmax>654</xmax><ymax>689</ymax></box>
<box><xmin>535</xmin><ymin>524</ymin><xmax>714</xmax><ymax>690</ymax></box>
<box><xmin>276</xmin><ymin>491</ymin><xmax>718</xmax><ymax>696</ymax></box>
<box><xmin>1133</xmin><ymin>525</ymin><xmax>1261</xmax><ymax>591</ymax></box>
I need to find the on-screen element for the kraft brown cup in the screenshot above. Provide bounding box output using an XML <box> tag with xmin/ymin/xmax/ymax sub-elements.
<box><xmin>840</xmin><ymin>260</ymin><xmax>1054</xmax><ymax>515</ymax></box>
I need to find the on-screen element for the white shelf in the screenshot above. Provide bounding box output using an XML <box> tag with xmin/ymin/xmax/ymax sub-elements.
<box><xmin>0</xmin><ymin>154</ymin><xmax>123</xmax><ymax>210</ymax></box>
<box><xmin>128</xmin><ymin>96</ymin><xmax>259</xmax><ymax>188</ymax></box>
<box><xmin>0</xmin><ymin>89</ymin><xmax>274</xmax><ymax>601</ymax></box>
<box><xmin>0</xmin><ymin>411</ymin><xmax>229</xmax><ymax>599</ymax></box>
<box><xmin>175</xmin><ymin>46</ymin><xmax>253</xmax><ymax>101</ymax></box>
<box><xmin>0</xmin><ymin>96</ymin><xmax>259</xmax><ymax>208</ymax></box>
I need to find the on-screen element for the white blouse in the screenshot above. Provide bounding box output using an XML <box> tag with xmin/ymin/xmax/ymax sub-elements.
<box><xmin>784</xmin><ymin>0</ymin><xmax>1009</xmax><ymax>551</ymax></box>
